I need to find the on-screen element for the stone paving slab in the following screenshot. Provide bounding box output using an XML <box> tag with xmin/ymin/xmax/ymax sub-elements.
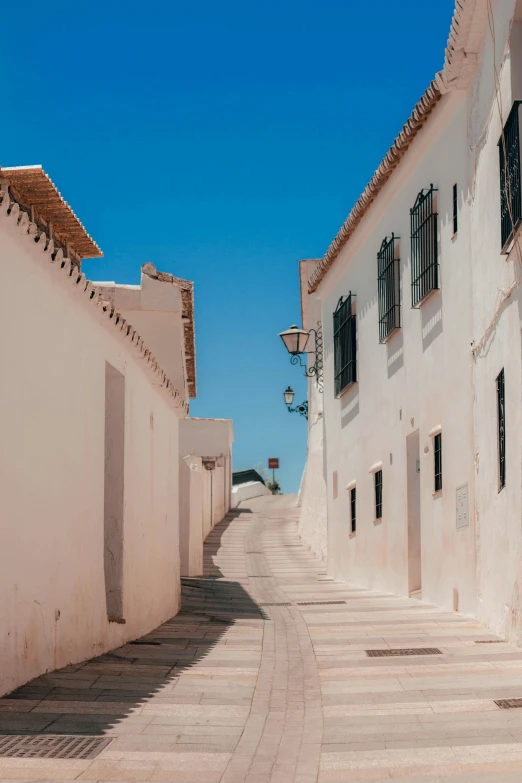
<box><xmin>4</xmin><ymin>495</ymin><xmax>522</xmax><ymax>781</ymax></box>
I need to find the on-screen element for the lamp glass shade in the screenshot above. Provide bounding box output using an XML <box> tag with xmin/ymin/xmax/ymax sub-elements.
<box><xmin>284</xmin><ymin>386</ymin><xmax>295</xmax><ymax>405</ymax></box>
<box><xmin>278</xmin><ymin>325</ymin><xmax>310</xmax><ymax>355</ymax></box>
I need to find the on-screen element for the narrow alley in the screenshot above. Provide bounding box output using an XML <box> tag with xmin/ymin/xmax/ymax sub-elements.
<box><xmin>3</xmin><ymin>496</ymin><xmax>522</xmax><ymax>782</ymax></box>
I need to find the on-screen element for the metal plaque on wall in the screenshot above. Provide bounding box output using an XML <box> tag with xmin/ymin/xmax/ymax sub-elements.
<box><xmin>456</xmin><ymin>484</ymin><xmax>469</xmax><ymax>530</ymax></box>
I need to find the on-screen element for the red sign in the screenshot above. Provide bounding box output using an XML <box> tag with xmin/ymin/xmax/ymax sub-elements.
<box><xmin>268</xmin><ymin>458</ymin><xmax>279</xmax><ymax>469</ymax></box>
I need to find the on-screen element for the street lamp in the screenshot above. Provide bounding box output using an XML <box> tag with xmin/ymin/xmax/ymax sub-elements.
<box><xmin>283</xmin><ymin>386</ymin><xmax>308</xmax><ymax>420</ymax></box>
<box><xmin>278</xmin><ymin>322</ymin><xmax>323</xmax><ymax>391</ymax></box>
<box><xmin>278</xmin><ymin>325</ymin><xmax>311</xmax><ymax>356</ymax></box>
<box><xmin>284</xmin><ymin>386</ymin><xmax>295</xmax><ymax>405</ymax></box>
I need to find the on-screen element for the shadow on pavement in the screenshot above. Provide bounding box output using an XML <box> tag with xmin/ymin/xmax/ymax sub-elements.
<box><xmin>0</xmin><ymin>507</ymin><xmax>265</xmax><ymax>737</ymax></box>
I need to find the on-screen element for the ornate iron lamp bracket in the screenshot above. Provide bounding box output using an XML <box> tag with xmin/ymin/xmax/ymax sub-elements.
<box><xmin>288</xmin><ymin>321</ymin><xmax>323</xmax><ymax>392</ymax></box>
<box><xmin>286</xmin><ymin>400</ymin><xmax>308</xmax><ymax>420</ymax></box>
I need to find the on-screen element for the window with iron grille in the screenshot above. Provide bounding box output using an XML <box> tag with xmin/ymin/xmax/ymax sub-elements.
<box><xmin>333</xmin><ymin>294</ymin><xmax>356</xmax><ymax>396</ymax></box>
<box><xmin>374</xmin><ymin>470</ymin><xmax>382</xmax><ymax>520</ymax></box>
<box><xmin>499</xmin><ymin>102</ymin><xmax>522</xmax><ymax>250</ymax></box>
<box><xmin>497</xmin><ymin>369</ymin><xmax>506</xmax><ymax>490</ymax></box>
<box><xmin>410</xmin><ymin>185</ymin><xmax>438</xmax><ymax>307</ymax></box>
<box><xmin>350</xmin><ymin>487</ymin><xmax>356</xmax><ymax>533</ymax></box>
<box><xmin>377</xmin><ymin>234</ymin><xmax>400</xmax><ymax>342</ymax></box>
<box><xmin>434</xmin><ymin>433</ymin><xmax>442</xmax><ymax>492</ymax></box>
<box><xmin>452</xmin><ymin>183</ymin><xmax>458</xmax><ymax>235</ymax></box>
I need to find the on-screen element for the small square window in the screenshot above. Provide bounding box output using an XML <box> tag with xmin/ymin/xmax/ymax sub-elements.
<box><xmin>350</xmin><ymin>487</ymin><xmax>356</xmax><ymax>533</ymax></box>
<box><xmin>374</xmin><ymin>470</ymin><xmax>382</xmax><ymax>520</ymax></box>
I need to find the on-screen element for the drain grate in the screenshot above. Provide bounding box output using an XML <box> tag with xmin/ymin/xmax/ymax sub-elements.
<box><xmin>297</xmin><ymin>600</ymin><xmax>346</xmax><ymax>606</ymax></box>
<box><xmin>0</xmin><ymin>735</ymin><xmax>112</xmax><ymax>759</ymax></box>
<box><xmin>129</xmin><ymin>640</ymin><xmax>161</xmax><ymax>646</ymax></box>
<box><xmin>475</xmin><ymin>639</ymin><xmax>504</xmax><ymax>644</ymax></box>
<box><xmin>259</xmin><ymin>602</ymin><xmax>292</xmax><ymax>607</ymax></box>
<box><xmin>495</xmin><ymin>698</ymin><xmax>522</xmax><ymax>709</ymax></box>
<box><xmin>366</xmin><ymin>648</ymin><xmax>442</xmax><ymax>658</ymax></box>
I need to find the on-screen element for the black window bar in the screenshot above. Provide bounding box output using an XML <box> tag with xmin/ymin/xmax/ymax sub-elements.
<box><xmin>497</xmin><ymin>369</ymin><xmax>506</xmax><ymax>490</ymax></box>
<box><xmin>350</xmin><ymin>487</ymin><xmax>356</xmax><ymax>533</ymax></box>
<box><xmin>374</xmin><ymin>470</ymin><xmax>382</xmax><ymax>520</ymax></box>
<box><xmin>434</xmin><ymin>433</ymin><xmax>442</xmax><ymax>492</ymax></box>
<box><xmin>499</xmin><ymin>101</ymin><xmax>522</xmax><ymax>251</ymax></box>
<box><xmin>377</xmin><ymin>233</ymin><xmax>400</xmax><ymax>342</ymax></box>
<box><xmin>333</xmin><ymin>293</ymin><xmax>357</xmax><ymax>396</ymax></box>
<box><xmin>410</xmin><ymin>185</ymin><xmax>438</xmax><ymax>307</ymax></box>
<box><xmin>452</xmin><ymin>183</ymin><xmax>458</xmax><ymax>236</ymax></box>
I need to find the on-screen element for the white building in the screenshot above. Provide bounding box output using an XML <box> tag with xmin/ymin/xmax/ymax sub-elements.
<box><xmin>179</xmin><ymin>417</ymin><xmax>234</xmax><ymax>576</ymax></box>
<box><xmin>0</xmin><ymin>164</ymin><xmax>231</xmax><ymax>696</ymax></box>
<box><xmin>293</xmin><ymin>0</ymin><xmax>522</xmax><ymax>642</ymax></box>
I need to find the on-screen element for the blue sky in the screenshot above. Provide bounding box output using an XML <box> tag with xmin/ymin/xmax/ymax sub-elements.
<box><xmin>2</xmin><ymin>0</ymin><xmax>455</xmax><ymax>493</ymax></box>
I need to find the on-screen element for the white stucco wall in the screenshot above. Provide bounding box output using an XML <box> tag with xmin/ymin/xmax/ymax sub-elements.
<box><xmin>179</xmin><ymin>417</ymin><xmax>234</xmax><ymax>544</ymax></box>
<box><xmin>468</xmin><ymin>3</ymin><xmax>522</xmax><ymax>644</ymax></box>
<box><xmin>297</xmin><ymin>259</ymin><xmax>328</xmax><ymax>561</ymax></box>
<box><xmin>96</xmin><ymin>274</ymin><xmax>187</xmax><ymax>395</ymax></box>
<box><xmin>317</xmin><ymin>89</ymin><xmax>477</xmax><ymax>614</ymax></box>
<box><xmin>0</xmin><ymin>202</ymin><xmax>184</xmax><ymax>697</ymax></box>
<box><xmin>232</xmin><ymin>481</ymin><xmax>272</xmax><ymax>507</ymax></box>
<box><xmin>179</xmin><ymin>456</ymin><xmax>204</xmax><ymax>577</ymax></box>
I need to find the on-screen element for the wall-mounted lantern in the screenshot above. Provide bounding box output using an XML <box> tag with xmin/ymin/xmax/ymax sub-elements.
<box><xmin>278</xmin><ymin>323</ymin><xmax>323</xmax><ymax>391</ymax></box>
<box><xmin>283</xmin><ymin>386</ymin><xmax>308</xmax><ymax>419</ymax></box>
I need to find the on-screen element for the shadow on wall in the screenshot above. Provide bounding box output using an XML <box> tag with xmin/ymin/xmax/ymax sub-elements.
<box><xmin>0</xmin><ymin>509</ymin><xmax>266</xmax><ymax>737</ymax></box>
<box><xmin>341</xmin><ymin>383</ymin><xmax>359</xmax><ymax>429</ymax></box>
<box><xmin>387</xmin><ymin>329</ymin><xmax>404</xmax><ymax>378</ymax></box>
<box><xmin>421</xmin><ymin>291</ymin><xmax>443</xmax><ymax>352</ymax></box>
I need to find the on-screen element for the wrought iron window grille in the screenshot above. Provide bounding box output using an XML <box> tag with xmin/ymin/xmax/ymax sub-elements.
<box><xmin>377</xmin><ymin>234</ymin><xmax>400</xmax><ymax>343</ymax></box>
<box><xmin>410</xmin><ymin>185</ymin><xmax>439</xmax><ymax>307</ymax></box>
<box><xmin>434</xmin><ymin>432</ymin><xmax>442</xmax><ymax>492</ymax></box>
<box><xmin>350</xmin><ymin>486</ymin><xmax>356</xmax><ymax>533</ymax></box>
<box><xmin>374</xmin><ymin>469</ymin><xmax>383</xmax><ymax>520</ymax></box>
<box><xmin>333</xmin><ymin>293</ymin><xmax>357</xmax><ymax>396</ymax></box>
<box><xmin>499</xmin><ymin>102</ymin><xmax>522</xmax><ymax>252</ymax></box>
<box><xmin>497</xmin><ymin>368</ymin><xmax>506</xmax><ymax>490</ymax></box>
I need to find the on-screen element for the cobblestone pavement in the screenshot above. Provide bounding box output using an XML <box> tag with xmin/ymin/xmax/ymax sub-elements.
<box><xmin>4</xmin><ymin>497</ymin><xmax>522</xmax><ymax>781</ymax></box>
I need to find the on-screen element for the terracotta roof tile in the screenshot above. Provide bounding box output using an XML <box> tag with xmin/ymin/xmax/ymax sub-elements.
<box><xmin>0</xmin><ymin>165</ymin><xmax>102</xmax><ymax>259</ymax></box>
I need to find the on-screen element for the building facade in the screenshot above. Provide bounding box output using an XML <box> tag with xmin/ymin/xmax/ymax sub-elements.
<box><xmin>297</xmin><ymin>0</ymin><xmax>522</xmax><ymax>642</ymax></box>
<box><xmin>0</xmin><ymin>165</ymin><xmax>232</xmax><ymax>696</ymax></box>
<box><xmin>179</xmin><ymin>417</ymin><xmax>234</xmax><ymax>576</ymax></box>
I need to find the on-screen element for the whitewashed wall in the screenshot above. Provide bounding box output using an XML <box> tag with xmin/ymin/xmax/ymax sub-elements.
<box><xmin>297</xmin><ymin>259</ymin><xmax>328</xmax><ymax>562</ymax></box>
<box><xmin>468</xmin><ymin>2</ymin><xmax>522</xmax><ymax>643</ymax></box>
<box><xmin>178</xmin><ymin>418</ymin><xmax>233</xmax><ymax>569</ymax></box>
<box><xmin>0</xmin><ymin>205</ymin><xmax>184</xmax><ymax>697</ymax></box>
<box><xmin>317</xmin><ymin>90</ymin><xmax>477</xmax><ymax>614</ymax></box>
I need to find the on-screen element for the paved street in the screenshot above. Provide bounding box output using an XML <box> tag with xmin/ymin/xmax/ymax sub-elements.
<box><xmin>4</xmin><ymin>496</ymin><xmax>522</xmax><ymax>781</ymax></box>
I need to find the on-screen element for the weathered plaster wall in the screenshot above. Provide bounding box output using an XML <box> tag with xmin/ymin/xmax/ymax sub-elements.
<box><xmin>179</xmin><ymin>456</ymin><xmax>204</xmax><ymax>577</ymax></box>
<box><xmin>0</xmin><ymin>207</ymin><xmax>183</xmax><ymax>697</ymax></box>
<box><xmin>232</xmin><ymin>482</ymin><xmax>272</xmax><ymax>508</ymax></box>
<box><xmin>96</xmin><ymin>276</ymin><xmax>187</xmax><ymax>395</ymax></box>
<box><xmin>468</xmin><ymin>2</ymin><xmax>522</xmax><ymax>644</ymax></box>
<box><xmin>178</xmin><ymin>418</ymin><xmax>233</xmax><ymax>562</ymax></box>
<box><xmin>297</xmin><ymin>259</ymin><xmax>328</xmax><ymax>562</ymax></box>
<box><xmin>318</xmin><ymin>91</ymin><xmax>477</xmax><ymax>614</ymax></box>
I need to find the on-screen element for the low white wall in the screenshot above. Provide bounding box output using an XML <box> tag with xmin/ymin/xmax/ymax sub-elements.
<box><xmin>232</xmin><ymin>481</ymin><xmax>272</xmax><ymax>507</ymax></box>
<box><xmin>179</xmin><ymin>456</ymin><xmax>203</xmax><ymax>577</ymax></box>
<box><xmin>0</xmin><ymin>203</ymin><xmax>184</xmax><ymax>697</ymax></box>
